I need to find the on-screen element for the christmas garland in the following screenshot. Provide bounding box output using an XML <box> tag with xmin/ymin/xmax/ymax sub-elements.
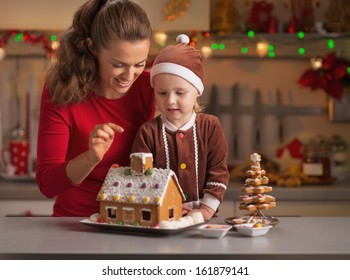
<box><xmin>0</xmin><ymin>30</ymin><xmax>56</xmax><ymax>57</ymax></box>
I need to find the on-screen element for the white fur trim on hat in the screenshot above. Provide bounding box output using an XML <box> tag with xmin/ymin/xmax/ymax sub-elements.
<box><xmin>150</xmin><ymin>62</ymin><xmax>204</xmax><ymax>95</ymax></box>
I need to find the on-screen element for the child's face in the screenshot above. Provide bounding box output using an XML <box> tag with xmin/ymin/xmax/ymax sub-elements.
<box><xmin>154</xmin><ymin>73</ymin><xmax>198</xmax><ymax>128</ymax></box>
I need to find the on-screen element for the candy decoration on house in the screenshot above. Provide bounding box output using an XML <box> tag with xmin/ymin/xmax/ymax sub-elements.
<box><xmin>162</xmin><ymin>0</ymin><xmax>191</xmax><ymax>21</ymax></box>
<box><xmin>234</xmin><ymin>153</ymin><xmax>276</xmax><ymax>225</ymax></box>
<box><xmin>211</xmin><ymin>0</ymin><xmax>242</xmax><ymax>34</ymax></box>
<box><xmin>325</xmin><ymin>0</ymin><xmax>350</xmax><ymax>33</ymax></box>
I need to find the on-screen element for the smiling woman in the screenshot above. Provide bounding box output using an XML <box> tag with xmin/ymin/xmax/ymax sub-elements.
<box><xmin>35</xmin><ymin>0</ymin><xmax>156</xmax><ymax>217</ymax></box>
<box><xmin>92</xmin><ymin>40</ymin><xmax>150</xmax><ymax>99</ymax></box>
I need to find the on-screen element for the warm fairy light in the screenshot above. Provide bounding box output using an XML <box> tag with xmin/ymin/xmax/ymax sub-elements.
<box><xmin>211</xmin><ymin>43</ymin><xmax>218</xmax><ymax>50</ymax></box>
<box><xmin>247</xmin><ymin>30</ymin><xmax>255</xmax><ymax>38</ymax></box>
<box><xmin>327</xmin><ymin>39</ymin><xmax>335</xmax><ymax>49</ymax></box>
<box><xmin>201</xmin><ymin>46</ymin><xmax>212</xmax><ymax>58</ymax></box>
<box><xmin>153</xmin><ymin>32</ymin><xmax>167</xmax><ymax>47</ymax></box>
<box><xmin>51</xmin><ymin>41</ymin><xmax>60</xmax><ymax>50</ymax></box>
<box><xmin>310</xmin><ymin>57</ymin><xmax>323</xmax><ymax>70</ymax></box>
<box><xmin>256</xmin><ymin>40</ymin><xmax>269</xmax><ymax>57</ymax></box>
<box><xmin>0</xmin><ymin>47</ymin><xmax>5</xmax><ymax>60</ymax></box>
<box><xmin>241</xmin><ymin>46</ymin><xmax>248</xmax><ymax>54</ymax></box>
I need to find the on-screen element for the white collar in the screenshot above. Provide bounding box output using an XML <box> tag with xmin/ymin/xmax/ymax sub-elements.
<box><xmin>160</xmin><ymin>112</ymin><xmax>196</xmax><ymax>132</ymax></box>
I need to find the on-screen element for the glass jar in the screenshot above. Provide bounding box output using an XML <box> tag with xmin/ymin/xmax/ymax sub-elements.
<box><xmin>302</xmin><ymin>139</ymin><xmax>331</xmax><ymax>179</ymax></box>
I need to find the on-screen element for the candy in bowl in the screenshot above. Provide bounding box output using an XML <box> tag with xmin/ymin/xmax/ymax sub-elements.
<box><xmin>234</xmin><ymin>223</ymin><xmax>272</xmax><ymax>237</ymax></box>
<box><xmin>197</xmin><ymin>224</ymin><xmax>232</xmax><ymax>238</ymax></box>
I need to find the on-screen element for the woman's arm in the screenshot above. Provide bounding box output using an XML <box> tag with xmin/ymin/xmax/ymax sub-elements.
<box><xmin>66</xmin><ymin>123</ymin><xmax>123</xmax><ymax>184</ymax></box>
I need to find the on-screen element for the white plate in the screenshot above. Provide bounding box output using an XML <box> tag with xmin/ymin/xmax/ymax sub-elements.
<box><xmin>79</xmin><ymin>219</ymin><xmax>203</xmax><ymax>235</ymax></box>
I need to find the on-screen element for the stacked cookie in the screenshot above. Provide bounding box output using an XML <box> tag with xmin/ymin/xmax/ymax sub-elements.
<box><xmin>239</xmin><ymin>153</ymin><xmax>276</xmax><ymax>212</ymax></box>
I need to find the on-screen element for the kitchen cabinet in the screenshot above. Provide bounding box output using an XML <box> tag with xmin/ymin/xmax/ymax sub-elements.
<box><xmin>0</xmin><ymin>179</ymin><xmax>54</xmax><ymax>217</ymax></box>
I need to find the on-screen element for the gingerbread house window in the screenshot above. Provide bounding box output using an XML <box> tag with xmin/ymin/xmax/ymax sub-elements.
<box><xmin>106</xmin><ymin>206</ymin><xmax>118</xmax><ymax>219</ymax></box>
<box><xmin>122</xmin><ymin>207</ymin><xmax>134</xmax><ymax>224</ymax></box>
<box><xmin>141</xmin><ymin>208</ymin><xmax>151</xmax><ymax>222</ymax></box>
<box><xmin>169</xmin><ymin>208</ymin><xmax>174</xmax><ymax>219</ymax></box>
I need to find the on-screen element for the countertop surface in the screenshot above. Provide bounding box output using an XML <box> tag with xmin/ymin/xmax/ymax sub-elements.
<box><xmin>1</xmin><ymin>216</ymin><xmax>350</xmax><ymax>259</ymax></box>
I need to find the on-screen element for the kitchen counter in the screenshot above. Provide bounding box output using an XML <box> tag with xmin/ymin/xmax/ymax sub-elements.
<box><xmin>1</xmin><ymin>216</ymin><xmax>350</xmax><ymax>260</ymax></box>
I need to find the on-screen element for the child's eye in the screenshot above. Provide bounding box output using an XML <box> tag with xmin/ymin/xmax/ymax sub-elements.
<box><xmin>157</xmin><ymin>91</ymin><xmax>167</xmax><ymax>96</ymax></box>
<box><xmin>113</xmin><ymin>63</ymin><xmax>123</xmax><ymax>68</ymax></box>
<box><xmin>176</xmin><ymin>91</ymin><xmax>185</xmax><ymax>95</ymax></box>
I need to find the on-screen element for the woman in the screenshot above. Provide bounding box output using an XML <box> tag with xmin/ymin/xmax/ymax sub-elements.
<box><xmin>36</xmin><ymin>0</ymin><xmax>155</xmax><ymax>217</ymax></box>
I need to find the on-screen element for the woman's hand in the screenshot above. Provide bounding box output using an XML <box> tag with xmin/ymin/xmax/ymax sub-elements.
<box><xmin>66</xmin><ymin>122</ymin><xmax>124</xmax><ymax>185</ymax></box>
<box><xmin>88</xmin><ymin>122</ymin><xmax>124</xmax><ymax>164</ymax></box>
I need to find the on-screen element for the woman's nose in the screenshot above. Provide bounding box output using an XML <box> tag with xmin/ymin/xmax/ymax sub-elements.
<box><xmin>123</xmin><ymin>67</ymin><xmax>135</xmax><ymax>80</ymax></box>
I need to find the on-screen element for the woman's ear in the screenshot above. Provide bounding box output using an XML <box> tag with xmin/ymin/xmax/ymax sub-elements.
<box><xmin>86</xmin><ymin>38</ymin><xmax>96</xmax><ymax>55</ymax></box>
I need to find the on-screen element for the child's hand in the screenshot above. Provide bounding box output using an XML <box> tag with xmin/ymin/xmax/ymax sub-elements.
<box><xmin>188</xmin><ymin>204</ymin><xmax>215</xmax><ymax>221</ymax></box>
<box><xmin>88</xmin><ymin>122</ymin><xmax>124</xmax><ymax>163</ymax></box>
<box><xmin>182</xmin><ymin>205</ymin><xmax>193</xmax><ymax>216</ymax></box>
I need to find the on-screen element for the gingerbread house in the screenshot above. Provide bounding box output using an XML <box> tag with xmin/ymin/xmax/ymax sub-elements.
<box><xmin>97</xmin><ymin>153</ymin><xmax>185</xmax><ymax>226</ymax></box>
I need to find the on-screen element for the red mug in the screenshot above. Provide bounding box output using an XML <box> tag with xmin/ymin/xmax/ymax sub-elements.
<box><xmin>1</xmin><ymin>139</ymin><xmax>29</xmax><ymax>176</ymax></box>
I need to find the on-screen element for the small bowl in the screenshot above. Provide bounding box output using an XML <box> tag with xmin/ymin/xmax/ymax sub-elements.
<box><xmin>234</xmin><ymin>223</ymin><xmax>272</xmax><ymax>237</ymax></box>
<box><xmin>197</xmin><ymin>224</ymin><xmax>232</xmax><ymax>238</ymax></box>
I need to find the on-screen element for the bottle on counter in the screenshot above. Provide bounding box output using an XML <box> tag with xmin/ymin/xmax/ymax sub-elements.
<box><xmin>302</xmin><ymin>137</ymin><xmax>331</xmax><ymax>179</ymax></box>
<box><xmin>329</xmin><ymin>135</ymin><xmax>349</xmax><ymax>181</ymax></box>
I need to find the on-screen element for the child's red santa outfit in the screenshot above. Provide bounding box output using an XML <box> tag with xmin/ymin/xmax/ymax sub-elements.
<box><xmin>132</xmin><ymin>35</ymin><xmax>229</xmax><ymax>217</ymax></box>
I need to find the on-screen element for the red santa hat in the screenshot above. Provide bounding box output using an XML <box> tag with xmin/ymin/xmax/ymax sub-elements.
<box><xmin>150</xmin><ymin>34</ymin><xmax>204</xmax><ymax>95</ymax></box>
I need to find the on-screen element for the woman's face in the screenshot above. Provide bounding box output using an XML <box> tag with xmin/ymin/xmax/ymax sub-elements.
<box><xmin>96</xmin><ymin>39</ymin><xmax>150</xmax><ymax>99</ymax></box>
<box><xmin>154</xmin><ymin>73</ymin><xmax>198</xmax><ymax>128</ymax></box>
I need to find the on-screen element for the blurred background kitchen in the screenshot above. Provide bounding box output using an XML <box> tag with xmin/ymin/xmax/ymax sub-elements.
<box><xmin>0</xmin><ymin>0</ymin><xmax>349</xmax><ymax>217</ymax></box>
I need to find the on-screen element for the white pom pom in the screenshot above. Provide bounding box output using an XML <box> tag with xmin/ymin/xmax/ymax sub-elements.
<box><xmin>176</xmin><ymin>34</ymin><xmax>190</xmax><ymax>45</ymax></box>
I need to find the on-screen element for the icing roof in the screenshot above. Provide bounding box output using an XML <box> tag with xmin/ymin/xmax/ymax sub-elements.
<box><xmin>97</xmin><ymin>166</ymin><xmax>185</xmax><ymax>206</ymax></box>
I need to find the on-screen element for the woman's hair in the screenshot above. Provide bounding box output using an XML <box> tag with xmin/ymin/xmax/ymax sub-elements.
<box><xmin>46</xmin><ymin>0</ymin><xmax>152</xmax><ymax>105</ymax></box>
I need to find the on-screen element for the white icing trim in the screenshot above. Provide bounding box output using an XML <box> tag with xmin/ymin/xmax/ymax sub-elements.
<box><xmin>162</xmin><ymin>123</ymin><xmax>170</xmax><ymax>169</ymax></box>
<box><xmin>151</xmin><ymin>63</ymin><xmax>204</xmax><ymax>95</ymax></box>
<box><xmin>193</xmin><ymin>123</ymin><xmax>199</xmax><ymax>200</ymax></box>
<box><xmin>130</xmin><ymin>153</ymin><xmax>153</xmax><ymax>164</ymax></box>
<box><xmin>206</xmin><ymin>182</ymin><xmax>227</xmax><ymax>190</ymax></box>
<box><xmin>250</xmin><ymin>153</ymin><xmax>261</xmax><ymax>162</ymax></box>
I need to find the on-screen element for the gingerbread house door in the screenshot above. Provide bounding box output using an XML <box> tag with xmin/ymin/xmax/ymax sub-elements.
<box><xmin>122</xmin><ymin>207</ymin><xmax>135</xmax><ymax>225</ymax></box>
